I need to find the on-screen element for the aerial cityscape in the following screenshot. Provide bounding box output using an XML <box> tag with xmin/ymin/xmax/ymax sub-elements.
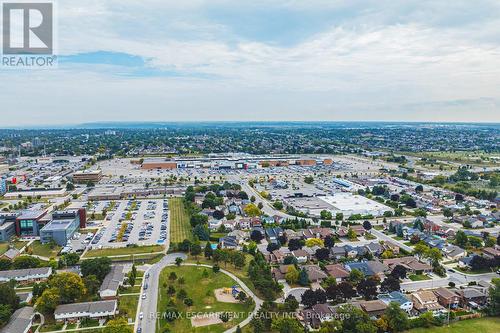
<box><xmin>1</xmin><ymin>1</ymin><xmax>500</xmax><ymax>333</ymax></box>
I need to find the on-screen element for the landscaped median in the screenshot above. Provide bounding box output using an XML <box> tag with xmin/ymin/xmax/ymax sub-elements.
<box><xmin>157</xmin><ymin>265</ymin><xmax>255</xmax><ymax>333</ymax></box>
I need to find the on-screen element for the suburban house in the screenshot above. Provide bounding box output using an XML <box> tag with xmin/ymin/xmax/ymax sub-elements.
<box><xmin>271</xmin><ymin>265</ymin><xmax>292</xmax><ymax>282</ymax></box>
<box><xmin>378</xmin><ymin>291</ymin><xmax>413</xmax><ymax>313</ymax></box>
<box><xmin>456</xmin><ymin>288</ymin><xmax>489</xmax><ymax>308</ymax></box>
<box><xmin>292</xmin><ymin>249</ymin><xmax>309</xmax><ymax>263</ymax></box>
<box><xmin>99</xmin><ymin>265</ymin><xmax>125</xmax><ymax>299</ymax></box>
<box><xmin>434</xmin><ymin>287</ymin><xmax>460</xmax><ymax>309</ymax></box>
<box><xmin>345</xmin><ymin>260</ymin><xmax>389</xmax><ymax>280</ymax></box>
<box><xmin>482</xmin><ymin>247</ymin><xmax>500</xmax><ymax>259</ymax></box>
<box><xmin>0</xmin><ymin>267</ymin><xmax>52</xmax><ymax>283</ymax></box>
<box><xmin>410</xmin><ymin>290</ymin><xmax>444</xmax><ymax>314</ymax></box>
<box><xmin>298</xmin><ymin>303</ymin><xmax>336</xmax><ymax>329</ymax></box>
<box><xmin>383</xmin><ymin>256</ymin><xmax>432</xmax><ymax>275</ymax></box>
<box><xmin>458</xmin><ymin>255</ymin><xmax>476</xmax><ymax>269</ymax></box>
<box><xmin>358</xmin><ymin>300</ymin><xmax>388</xmax><ymax>318</ymax></box>
<box><xmin>54</xmin><ymin>300</ymin><xmax>117</xmax><ymax>322</ymax></box>
<box><xmin>324</xmin><ymin>264</ymin><xmax>350</xmax><ymax>283</ymax></box>
<box><xmin>441</xmin><ymin>244</ymin><xmax>466</xmax><ymax>261</ymax></box>
<box><xmin>0</xmin><ymin>306</ymin><xmax>34</xmax><ymax>333</ymax></box>
<box><xmin>303</xmin><ymin>265</ymin><xmax>328</xmax><ymax>283</ymax></box>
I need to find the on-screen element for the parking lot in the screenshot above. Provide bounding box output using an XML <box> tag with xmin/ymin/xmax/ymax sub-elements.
<box><xmin>89</xmin><ymin>198</ymin><xmax>169</xmax><ymax>249</ymax></box>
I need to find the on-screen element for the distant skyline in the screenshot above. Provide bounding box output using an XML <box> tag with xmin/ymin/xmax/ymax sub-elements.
<box><xmin>2</xmin><ymin>0</ymin><xmax>500</xmax><ymax>126</ymax></box>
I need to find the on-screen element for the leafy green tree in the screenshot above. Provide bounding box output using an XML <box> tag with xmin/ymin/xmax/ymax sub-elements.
<box><xmin>103</xmin><ymin>317</ymin><xmax>133</xmax><ymax>333</ymax></box>
<box><xmin>298</xmin><ymin>268</ymin><xmax>309</xmax><ymax>286</ymax></box>
<box><xmin>384</xmin><ymin>302</ymin><xmax>409</xmax><ymax>331</ymax></box>
<box><xmin>49</xmin><ymin>272</ymin><xmax>87</xmax><ymax>304</ymax></box>
<box><xmin>81</xmin><ymin>257</ymin><xmax>112</xmax><ymax>282</ymax></box>
<box><xmin>36</xmin><ymin>287</ymin><xmax>60</xmax><ymax>314</ymax></box>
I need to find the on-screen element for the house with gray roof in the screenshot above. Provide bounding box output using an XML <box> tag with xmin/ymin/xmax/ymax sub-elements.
<box><xmin>99</xmin><ymin>265</ymin><xmax>125</xmax><ymax>299</ymax></box>
<box><xmin>0</xmin><ymin>267</ymin><xmax>52</xmax><ymax>282</ymax></box>
<box><xmin>0</xmin><ymin>306</ymin><xmax>34</xmax><ymax>333</ymax></box>
<box><xmin>54</xmin><ymin>300</ymin><xmax>117</xmax><ymax>321</ymax></box>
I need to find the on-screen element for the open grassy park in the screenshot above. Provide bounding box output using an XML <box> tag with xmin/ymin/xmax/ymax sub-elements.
<box><xmin>157</xmin><ymin>265</ymin><xmax>254</xmax><ymax>333</ymax></box>
<box><xmin>405</xmin><ymin>317</ymin><xmax>500</xmax><ymax>333</ymax></box>
<box><xmin>169</xmin><ymin>197</ymin><xmax>193</xmax><ymax>243</ymax></box>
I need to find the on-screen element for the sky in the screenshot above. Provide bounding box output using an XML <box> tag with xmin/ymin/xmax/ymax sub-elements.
<box><xmin>1</xmin><ymin>0</ymin><xmax>500</xmax><ymax>126</ymax></box>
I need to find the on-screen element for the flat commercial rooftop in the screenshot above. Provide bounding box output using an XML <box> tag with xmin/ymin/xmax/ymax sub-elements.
<box><xmin>41</xmin><ymin>218</ymin><xmax>75</xmax><ymax>231</ymax></box>
<box><xmin>319</xmin><ymin>193</ymin><xmax>392</xmax><ymax>212</ymax></box>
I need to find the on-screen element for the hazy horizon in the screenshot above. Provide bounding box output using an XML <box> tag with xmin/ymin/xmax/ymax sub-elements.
<box><xmin>2</xmin><ymin>1</ymin><xmax>500</xmax><ymax>125</ymax></box>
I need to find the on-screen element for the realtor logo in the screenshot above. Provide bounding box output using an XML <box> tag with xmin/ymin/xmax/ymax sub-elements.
<box><xmin>2</xmin><ymin>1</ymin><xmax>56</xmax><ymax>67</ymax></box>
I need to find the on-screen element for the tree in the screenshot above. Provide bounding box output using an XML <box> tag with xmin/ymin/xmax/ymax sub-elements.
<box><xmin>273</xmin><ymin>201</ymin><xmax>284</xmax><ymax>210</ymax></box>
<box><xmin>128</xmin><ymin>265</ymin><xmax>137</xmax><ymax>287</ymax></box>
<box><xmin>190</xmin><ymin>243</ymin><xmax>202</xmax><ymax>258</ymax></box>
<box><xmin>487</xmin><ymin>278</ymin><xmax>500</xmax><ymax>315</ymax></box>
<box><xmin>357</xmin><ymin>278</ymin><xmax>378</xmax><ymax>300</ymax></box>
<box><xmin>305</xmin><ymin>238</ymin><xmax>324</xmax><ymax>247</ymax></box>
<box><xmin>287</xmin><ymin>238</ymin><xmax>302</xmax><ymax>251</ymax></box>
<box><xmin>363</xmin><ymin>220</ymin><xmax>372</xmax><ymax>230</ymax></box>
<box><xmin>61</xmin><ymin>253</ymin><xmax>80</xmax><ymax>267</ymax></box>
<box><xmin>80</xmin><ymin>257</ymin><xmax>112</xmax><ymax>282</ymax></box>
<box><xmin>168</xmin><ymin>272</ymin><xmax>177</xmax><ymax>282</ymax></box>
<box><xmin>426</xmin><ymin>247</ymin><xmax>442</xmax><ymax>266</ymax></box>
<box><xmin>36</xmin><ymin>287</ymin><xmax>60</xmax><ymax>314</ymax></box>
<box><xmin>266</xmin><ymin>242</ymin><xmax>280</xmax><ymax>252</ymax></box>
<box><xmin>315</xmin><ymin>248</ymin><xmax>330</xmax><ymax>261</ymax></box>
<box><xmin>454</xmin><ymin>230</ymin><xmax>468</xmax><ymax>247</ymax></box>
<box><xmin>415</xmin><ymin>185</ymin><xmax>424</xmax><ymax>193</ymax></box>
<box><xmin>271</xmin><ymin>317</ymin><xmax>303</xmax><ymax>333</ymax></box>
<box><xmin>12</xmin><ymin>255</ymin><xmax>42</xmax><ymax>269</ymax></box>
<box><xmin>103</xmin><ymin>317</ymin><xmax>133</xmax><ymax>333</ymax></box>
<box><xmin>301</xmin><ymin>289</ymin><xmax>317</xmax><ymax>308</ymax></box>
<box><xmin>0</xmin><ymin>304</ymin><xmax>12</xmax><ymax>327</ymax></box>
<box><xmin>390</xmin><ymin>265</ymin><xmax>407</xmax><ymax>280</ymax></box>
<box><xmin>0</xmin><ymin>258</ymin><xmax>11</xmax><ymax>271</ymax></box>
<box><xmin>244</xmin><ymin>203</ymin><xmax>261</xmax><ymax>217</ymax></box>
<box><xmin>285</xmin><ymin>266</ymin><xmax>299</xmax><ymax>284</ymax></box>
<box><xmin>381</xmin><ymin>276</ymin><xmax>400</xmax><ymax>293</ymax></box>
<box><xmin>283</xmin><ymin>295</ymin><xmax>299</xmax><ymax>312</ymax></box>
<box><xmin>324</xmin><ymin>235</ymin><xmax>335</xmax><ymax>249</ymax></box>
<box><xmin>298</xmin><ymin>268</ymin><xmax>309</xmax><ymax>286</ymax></box>
<box><xmin>193</xmin><ymin>224</ymin><xmax>210</xmax><ymax>241</ymax></box>
<box><xmin>212</xmin><ymin>264</ymin><xmax>220</xmax><ymax>273</ymax></box>
<box><xmin>337</xmin><ymin>304</ymin><xmax>376</xmax><ymax>333</ymax></box>
<box><xmin>49</xmin><ymin>272</ymin><xmax>86</xmax><ymax>304</ymax></box>
<box><xmin>337</xmin><ymin>281</ymin><xmax>356</xmax><ymax>301</ymax></box>
<box><xmin>348</xmin><ymin>269</ymin><xmax>364</xmax><ymax>285</ymax></box>
<box><xmin>320</xmin><ymin>210</ymin><xmax>333</xmax><ymax>220</ymax></box>
<box><xmin>204</xmin><ymin>242</ymin><xmax>213</xmax><ymax>259</ymax></box>
<box><xmin>304</xmin><ymin>176</ymin><xmax>314</xmax><ymax>184</ymax></box>
<box><xmin>384</xmin><ymin>302</ymin><xmax>409</xmax><ymax>332</ymax></box>
<box><xmin>83</xmin><ymin>275</ymin><xmax>100</xmax><ymax>296</ymax></box>
<box><xmin>0</xmin><ymin>282</ymin><xmax>19</xmax><ymax>310</ymax></box>
<box><xmin>250</xmin><ymin>230</ymin><xmax>264</xmax><ymax>243</ymax></box>
<box><xmin>175</xmin><ymin>257</ymin><xmax>183</xmax><ymax>266</ymax></box>
<box><xmin>347</xmin><ymin>228</ymin><xmax>357</xmax><ymax>240</ymax></box>
<box><xmin>213</xmin><ymin>210</ymin><xmax>224</xmax><ymax>220</ymax></box>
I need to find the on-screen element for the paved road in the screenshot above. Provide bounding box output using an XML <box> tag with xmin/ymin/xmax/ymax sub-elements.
<box><xmin>401</xmin><ymin>270</ymin><xmax>498</xmax><ymax>292</ymax></box>
<box><xmin>370</xmin><ymin>228</ymin><xmax>413</xmax><ymax>252</ymax></box>
<box><xmin>135</xmin><ymin>252</ymin><xmax>187</xmax><ymax>333</ymax></box>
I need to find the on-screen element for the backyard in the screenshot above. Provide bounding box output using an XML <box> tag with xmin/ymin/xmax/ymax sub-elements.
<box><xmin>157</xmin><ymin>265</ymin><xmax>254</xmax><ymax>333</ymax></box>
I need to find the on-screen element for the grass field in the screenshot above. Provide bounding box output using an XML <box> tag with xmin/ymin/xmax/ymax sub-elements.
<box><xmin>169</xmin><ymin>197</ymin><xmax>192</xmax><ymax>243</ymax></box>
<box><xmin>405</xmin><ymin>317</ymin><xmax>500</xmax><ymax>333</ymax></box>
<box><xmin>157</xmin><ymin>265</ymin><xmax>254</xmax><ymax>333</ymax></box>
<box><xmin>84</xmin><ymin>245</ymin><xmax>164</xmax><ymax>257</ymax></box>
<box><xmin>186</xmin><ymin>253</ymin><xmax>259</xmax><ymax>298</ymax></box>
<box><xmin>0</xmin><ymin>243</ymin><xmax>8</xmax><ymax>255</ymax></box>
<box><xmin>30</xmin><ymin>241</ymin><xmax>61</xmax><ymax>258</ymax></box>
<box><xmin>118</xmin><ymin>294</ymin><xmax>140</xmax><ymax>320</ymax></box>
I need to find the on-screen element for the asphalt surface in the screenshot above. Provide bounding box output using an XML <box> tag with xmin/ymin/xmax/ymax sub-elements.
<box><xmin>134</xmin><ymin>252</ymin><xmax>187</xmax><ymax>333</ymax></box>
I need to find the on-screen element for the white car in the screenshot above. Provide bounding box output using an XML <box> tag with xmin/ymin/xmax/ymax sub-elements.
<box><xmin>141</xmin><ymin>293</ymin><xmax>147</xmax><ymax>299</ymax></box>
<box><xmin>139</xmin><ymin>312</ymin><xmax>144</xmax><ymax>320</ymax></box>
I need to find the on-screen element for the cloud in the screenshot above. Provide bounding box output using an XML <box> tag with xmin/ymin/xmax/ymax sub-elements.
<box><xmin>1</xmin><ymin>0</ymin><xmax>500</xmax><ymax>125</ymax></box>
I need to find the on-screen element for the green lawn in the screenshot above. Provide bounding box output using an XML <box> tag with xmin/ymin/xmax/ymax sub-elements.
<box><xmin>66</xmin><ymin>323</ymin><xmax>78</xmax><ymax>329</ymax></box>
<box><xmin>185</xmin><ymin>253</ymin><xmax>260</xmax><ymax>298</ymax></box>
<box><xmin>405</xmin><ymin>317</ymin><xmax>500</xmax><ymax>333</ymax></box>
<box><xmin>0</xmin><ymin>243</ymin><xmax>9</xmax><ymax>255</ymax></box>
<box><xmin>84</xmin><ymin>245</ymin><xmax>164</xmax><ymax>257</ymax></box>
<box><xmin>157</xmin><ymin>265</ymin><xmax>254</xmax><ymax>333</ymax></box>
<box><xmin>118</xmin><ymin>294</ymin><xmax>139</xmax><ymax>320</ymax></box>
<box><xmin>119</xmin><ymin>285</ymin><xmax>142</xmax><ymax>294</ymax></box>
<box><xmin>12</xmin><ymin>240</ymin><xmax>29</xmax><ymax>250</ymax></box>
<box><xmin>169</xmin><ymin>197</ymin><xmax>193</xmax><ymax>243</ymax></box>
<box><xmin>40</xmin><ymin>323</ymin><xmax>64</xmax><ymax>332</ymax></box>
<box><xmin>30</xmin><ymin>241</ymin><xmax>61</xmax><ymax>258</ymax></box>
<box><xmin>409</xmin><ymin>274</ymin><xmax>431</xmax><ymax>281</ymax></box>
